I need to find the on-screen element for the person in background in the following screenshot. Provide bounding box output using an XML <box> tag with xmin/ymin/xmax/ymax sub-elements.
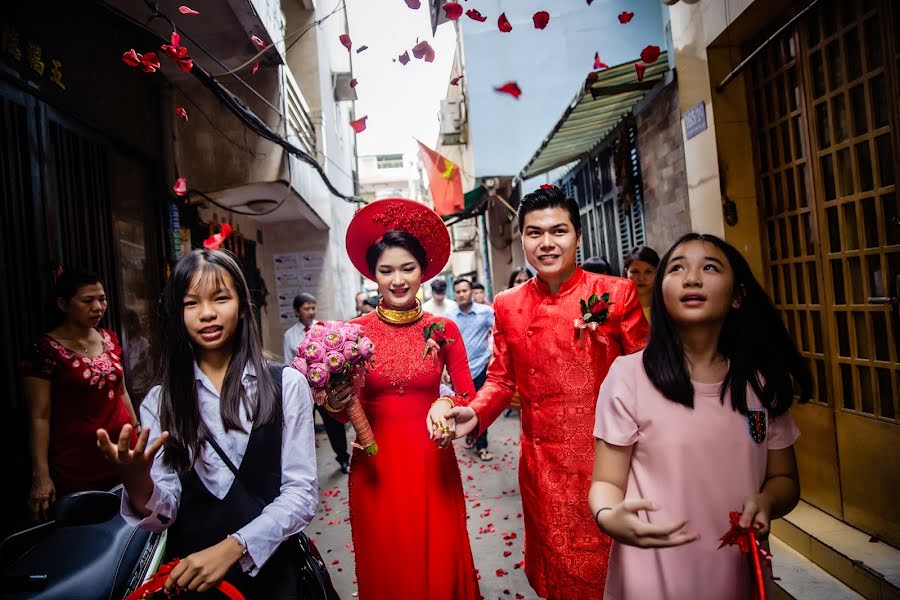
<box><xmin>282</xmin><ymin>293</ymin><xmax>350</xmax><ymax>474</ymax></box>
<box><xmin>359</xmin><ymin>296</ymin><xmax>378</xmax><ymax>315</ymax></box>
<box><xmin>471</xmin><ymin>282</ymin><xmax>492</xmax><ymax>307</ymax></box>
<box><xmin>582</xmin><ymin>256</ymin><xmax>615</xmax><ymax>276</ymax></box>
<box><xmin>507</xmin><ymin>266</ymin><xmax>534</xmax><ymax>290</ymax></box>
<box><xmin>355</xmin><ymin>291</ymin><xmax>370</xmax><ymax>316</ymax></box>
<box><xmin>449</xmin><ymin>278</ymin><xmax>496</xmax><ymax>462</ymax></box>
<box><xmin>422</xmin><ymin>278</ymin><xmax>457</xmax><ymax>317</ymax></box>
<box><xmin>624</xmin><ymin>246</ymin><xmax>660</xmax><ymax>324</ymax></box>
<box><xmin>22</xmin><ymin>269</ymin><xmax>138</xmax><ymax>521</ymax></box>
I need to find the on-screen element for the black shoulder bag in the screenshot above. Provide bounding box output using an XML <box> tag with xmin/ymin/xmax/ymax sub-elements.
<box><xmin>201</xmin><ymin>364</ymin><xmax>340</xmax><ymax>600</ymax></box>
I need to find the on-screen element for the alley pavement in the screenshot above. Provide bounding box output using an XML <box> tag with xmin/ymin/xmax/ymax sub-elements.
<box><xmin>310</xmin><ymin>410</ymin><xmax>534</xmax><ymax>599</ymax></box>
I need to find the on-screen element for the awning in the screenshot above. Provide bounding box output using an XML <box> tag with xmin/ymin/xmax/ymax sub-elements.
<box><xmin>520</xmin><ymin>53</ymin><xmax>670</xmax><ymax>180</ymax></box>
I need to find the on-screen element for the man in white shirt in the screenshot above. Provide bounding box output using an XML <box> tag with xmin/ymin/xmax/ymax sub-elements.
<box><xmin>282</xmin><ymin>293</ymin><xmax>350</xmax><ymax>474</ymax></box>
<box><xmin>422</xmin><ymin>279</ymin><xmax>457</xmax><ymax>317</ymax></box>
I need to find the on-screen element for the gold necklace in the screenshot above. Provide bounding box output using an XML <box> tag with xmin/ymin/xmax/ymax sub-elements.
<box><xmin>376</xmin><ymin>299</ymin><xmax>423</xmax><ymax>324</ymax></box>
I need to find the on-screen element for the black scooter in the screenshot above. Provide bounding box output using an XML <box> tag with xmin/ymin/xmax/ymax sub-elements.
<box><xmin>0</xmin><ymin>488</ymin><xmax>164</xmax><ymax>600</ymax></box>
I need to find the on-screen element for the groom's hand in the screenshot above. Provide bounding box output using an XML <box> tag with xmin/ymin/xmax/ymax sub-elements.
<box><xmin>445</xmin><ymin>406</ymin><xmax>478</xmax><ymax>439</ymax></box>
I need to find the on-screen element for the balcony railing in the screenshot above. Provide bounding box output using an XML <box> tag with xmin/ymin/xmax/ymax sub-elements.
<box><xmin>282</xmin><ymin>66</ymin><xmax>317</xmax><ymax>159</ymax></box>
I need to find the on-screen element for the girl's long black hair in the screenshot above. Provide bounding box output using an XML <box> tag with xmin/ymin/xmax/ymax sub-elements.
<box><xmin>643</xmin><ymin>233</ymin><xmax>811</xmax><ymax>417</ymax></box>
<box><xmin>158</xmin><ymin>249</ymin><xmax>275</xmax><ymax>474</ymax></box>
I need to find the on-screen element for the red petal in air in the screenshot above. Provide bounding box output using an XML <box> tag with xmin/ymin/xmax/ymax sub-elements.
<box><xmin>203</xmin><ymin>224</ymin><xmax>233</xmax><ymax>251</ymax></box>
<box><xmin>178</xmin><ymin>5</ymin><xmax>200</xmax><ymax>15</ymax></box>
<box><xmin>494</xmin><ymin>81</ymin><xmax>521</xmax><ymax>99</ymax></box>
<box><xmin>350</xmin><ymin>78</ymin><xmax>358</xmax><ymax>88</ymax></box>
<box><xmin>251</xmin><ymin>35</ymin><xmax>267</xmax><ymax>49</ymax></box>
<box><xmin>122</xmin><ymin>49</ymin><xmax>142</xmax><ymax>67</ymax></box>
<box><xmin>339</xmin><ymin>34</ymin><xmax>352</xmax><ymax>51</ymax></box>
<box><xmin>593</xmin><ymin>52</ymin><xmax>608</xmax><ymax>70</ymax></box>
<box><xmin>634</xmin><ymin>62</ymin><xmax>647</xmax><ymax>81</ymax></box>
<box><xmin>412</xmin><ymin>40</ymin><xmax>435</xmax><ymax>62</ymax></box>
<box><xmin>398</xmin><ymin>51</ymin><xmax>410</xmax><ymax>65</ymax></box>
<box><xmin>532</xmin><ymin>11</ymin><xmax>550</xmax><ymax>29</ymax></box>
<box><xmin>173</xmin><ymin>177</ymin><xmax>187</xmax><ymax>196</ymax></box>
<box><xmin>618</xmin><ymin>11</ymin><xmax>634</xmax><ymax>24</ymax></box>
<box><xmin>350</xmin><ymin>116</ymin><xmax>368</xmax><ymax>133</ymax></box>
<box><xmin>641</xmin><ymin>44</ymin><xmax>661</xmax><ymax>64</ymax></box>
<box><xmin>405</xmin><ymin>0</ymin><xmax>421</xmax><ymax>8</ymax></box>
<box><xmin>498</xmin><ymin>12</ymin><xmax>512</xmax><ymax>32</ymax></box>
<box><xmin>140</xmin><ymin>52</ymin><xmax>161</xmax><ymax>73</ymax></box>
<box><xmin>176</xmin><ymin>107</ymin><xmax>189</xmax><ymax>121</ymax></box>
<box><xmin>466</xmin><ymin>9</ymin><xmax>487</xmax><ymax>22</ymax></box>
<box><xmin>443</xmin><ymin>3</ymin><xmax>463</xmax><ymax>20</ymax></box>
<box><xmin>252</xmin><ymin>62</ymin><xmax>259</xmax><ymax>75</ymax></box>
<box><xmin>450</xmin><ymin>75</ymin><xmax>463</xmax><ymax>85</ymax></box>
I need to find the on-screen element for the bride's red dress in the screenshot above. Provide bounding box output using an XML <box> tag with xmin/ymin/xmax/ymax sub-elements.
<box><xmin>341</xmin><ymin>311</ymin><xmax>480</xmax><ymax>600</ymax></box>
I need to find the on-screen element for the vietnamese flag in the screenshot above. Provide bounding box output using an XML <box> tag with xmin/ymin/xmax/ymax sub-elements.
<box><xmin>417</xmin><ymin>141</ymin><xmax>464</xmax><ymax>216</ymax></box>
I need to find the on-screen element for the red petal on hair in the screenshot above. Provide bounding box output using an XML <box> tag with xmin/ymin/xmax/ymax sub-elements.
<box><xmin>540</xmin><ymin>184</ymin><xmax>556</xmax><ymax>190</ymax></box>
<box><xmin>176</xmin><ymin>107</ymin><xmax>189</xmax><ymax>121</ymax></box>
<box><xmin>139</xmin><ymin>52</ymin><xmax>161</xmax><ymax>73</ymax></box>
<box><xmin>412</xmin><ymin>40</ymin><xmax>435</xmax><ymax>62</ymax></box>
<box><xmin>494</xmin><ymin>81</ymin><xmax>521</xmax><ymax>99</ymax></box>
<box><xmin>398</xmin><ymin>51</ymin><xmax>410</xmax><ymax>65</ymax></box>
<box><xmin>466</xmin><ymin>9</ymin><xmax>487</xmax><ymax>22</ymax></box>
<box><xmin>532</xmin><ymin>11</ymin><xmax>550</xmax><ymax>29</ymax></box>
<box><xmin>356</xmin><ymin>45</ymin><xmax>368</xmax><ymax>53</ymax></box>
<box><xmin>178</xmin><ymin>5</ymin><xmax>199</xmax><ymax>15</ymax></box>
<box><xmin>252</xmin><ymin>62</ymin><xmax>259</xmax><ymax>75</ymax></box>
<box><xmin>203</xmin><ymin>224</ymin><xmax>232</xmax><ymax>250</ymax></box>
<box><xmin>634</xmin><ymin>62</ymin><xmax>647</xmax><ymax>81</ymax></box>
<box><xmin>498</xmin><ymin>12</ymin><xmax>512</xmax><ymax>32</ymax></box>
<box><xmin>251</xmin><ymin>35</ymin><xmax>267</xmax><ymax>49</ymax></box>
<box><xmin>405</xmin><ymin>0</ymin><xmax>421</xmax><ymax>8</ymax></box>
<box><xmin>339</xmin><ymin>34</ymin><xmax>352</xmax><ymax>51</ymax></box>
<box><xmin>593</xmin><ymin>52</ymin><xmax>608</xmax><ymax>70</ymax></box>
<box><xmin>220</xmin><ymin>223</ymin><xmax>233</xmax><ymax>237</ymax></box>
<box><xmin>640</xmin><ymin>44</ymin><xmax>661</xmax><ymax>63</ymax></box>
<box><xmin>442</xmin><ymin>3</ymin><xmax>463</xmax><ymax>20</ymax></box>
<box><xmin>350</xmin><ymin>78</ymin><xmax>358</xmax><ymax>88</ymax></box>
<box><xmin>450</xmin><ymin>75</ymin><xmax>463</xmax><ymax>85</ymax></box>
<box><xmin>350</xmin><ymin>116</ymin><xmax>368</xmax><ymax>133</ymax></box>
<box><xmin>618</xmin><ymin>11</ymin><xmax>634</xmax><ymax>24</ymax></box>
<box><xmin>173</xmin><ymin>177</ymin><xmax>187</xmax><ymax>196</ymax></box>
<box><xmin>122</xmin><ymin>49</ymin><xmax>142</xmax><ymax>67</ymax></box>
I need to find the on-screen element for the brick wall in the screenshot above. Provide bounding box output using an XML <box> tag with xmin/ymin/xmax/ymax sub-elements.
<box><xmin>636</xmin><ymin>84</ymin><xmax>692</xmax><ymax>255</ymax></box>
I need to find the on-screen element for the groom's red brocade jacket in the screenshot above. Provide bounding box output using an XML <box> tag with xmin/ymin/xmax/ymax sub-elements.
<box><xmin>469</xmin><ymin>268</ymin><xmax>648</xmax><ymax>599</ymax></box>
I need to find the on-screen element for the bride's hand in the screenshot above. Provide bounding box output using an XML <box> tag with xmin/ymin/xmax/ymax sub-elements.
<box><xmin>426</xmin><ymin>400</ymin><xmax>455</xmax><ymax>448</ymax></box>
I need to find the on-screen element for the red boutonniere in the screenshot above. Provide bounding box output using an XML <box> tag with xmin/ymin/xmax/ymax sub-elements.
<box><xmin>575</xmin><ymin>292</ymin><xmax>614</xmax><ymax>341</ymax></box>
<box><xmin>423</xmin><ymin>322</ymin><xmax>455</xmax><ymax>360</ymax></box>
<box><xmin>125</xmin><ymin>558</ymin><xmax>244</xmax><ymax>600</ymax></box>
<box><xmin>718</xmin><ymin>511</ymin><xmax>772</xmax><ymax>600</ymax></box>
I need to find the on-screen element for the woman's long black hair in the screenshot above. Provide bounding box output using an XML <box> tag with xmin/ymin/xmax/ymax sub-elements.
<box><xmin>643</xmin><ymin>233</ymin><xmax>811</xmax><ymax>417</ymax></box>
<box><xmin>158</xmin><ymin>249</ymin><xmax>275</xmax><ymax>474</ymax></box>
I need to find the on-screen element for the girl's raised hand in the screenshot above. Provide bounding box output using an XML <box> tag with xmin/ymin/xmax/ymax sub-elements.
<box><xmin>597</xmin><ymin>499</ymin><xmax>700</xmax><ymax>548</ymax></box>
<box><xmin>96</xmin><ymin>424</ymin><xmax>168</xmax><ymax>482</ymax></box>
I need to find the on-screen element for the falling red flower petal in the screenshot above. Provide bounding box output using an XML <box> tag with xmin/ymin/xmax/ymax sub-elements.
<box><xmin>252</xmin><ymin>62</ymin><xmax>259</xmax><ymax>75</ymax></box>
<box><xmin>466</xmin><ymin>9</ymin><xmax>487</xmax><ymax>22</ymax></box>
<box><xmin>176</xmin><ymin>107</ymin><xmax>188</xmax><ymax>121</ymax></box>
<box><xmin>350</xmin><ymin>78</ymin><xmax>358</xmax><ymax>88</ymax></box>
<box><xmin>494</xmin><ymin>81</ymin><xmax>521</xmax><ymax>99</ymax></box>
<box><xmin>122</xmin><ymin>49</ymin><xmax>142</xmax><ymax>67</ymax></box>
<box><xmin>593</xmin><ymin>52</ymin><xmax>608</xmax><ymax>70</ymax></box>
<box><xmin>498</xmin><ymin>12</ymin><xmax>512</xmax><ymax>32</ymax></box>
<box><xmin>173</xmin><ymin>177</ymin><xmax>187</xmax><ymax>196</ymax></box>
<box><xmin>339</xmin><ymin>34</ymin><xmax>352</xmax><ymax>51</ymax></box>
<box><xmin>618</xmin><ymin>11</ymin><xmax>635</xmax><ymax>24</ymax></box>
<box><xmin>411</xmin><ymin>40</ymin><xmax>435</xmax><ymax>62</ymax></box>
<box><xmin>442</xmin><ymin>3</ymin><xmax>463</xmax><ymax>20</ymax></box>
<box><xmin>178</xmin><ymin>5</ymin><xmax>200</xmax><ymax>15</ymax></box>
<box><xmin>405</xmin><ymin>0</ymin><xmax>421</xmax><ymax>8</ymax></box>
<box><xmin>641</xmin><ymin>44</ymin><xmax>661</xmax><ymax>64</ymax></box>
<box><xmin>139</xmin><ymin>52</ymin><xmax>161</xmax><ymax>73</ymax></box>
<box><xmin>398</xmin><ymin>51</ymin><xmax>410</xmax><ymax>65</ymax></box>
<box><xmin>450</xmin><ymin>75</ymin><xmax>463</xmax><ymax>85</ymax></box>
<box><xmin>251</xmin><ymin>35</ymin><xmax>267</xmax><ymax>49</ymax></box>
<box><xmin>350</xmin><ymin>116</ymin><xmax>367</xmax><ymax>133</ymax></box>
<box><xmin>203</xmin><ymin>223</ymin><xmax>233</xmax><ymax>250</ymax></box>
<box><xmin>532</xmin><ymin>11</ymin><xmax>550</xmax><ymax>29</ymax></box>
<box><xmin>634</xmin><ymin>62</ymin><xmax>647</xmax><ymax>81</ymax></box>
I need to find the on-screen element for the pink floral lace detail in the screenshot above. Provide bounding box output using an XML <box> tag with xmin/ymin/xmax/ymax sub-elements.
<box><xmin>46</xmin><ymin>330</ymin><xmax>123</xmax><ymax>392</ymax></box>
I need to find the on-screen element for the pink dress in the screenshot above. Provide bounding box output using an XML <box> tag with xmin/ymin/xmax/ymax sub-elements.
<box><xmin>594</xmin><ymin>351</ymin><xmax>800</xmax><ymax>600</ymax></box>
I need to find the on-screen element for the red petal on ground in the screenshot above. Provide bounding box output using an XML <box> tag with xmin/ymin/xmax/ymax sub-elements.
<box><xmin>350</xmin><ymin>78</ymin><xmax>358</xmax><ymax>88</ymax></box>
<box><xmin>412</xmin><ymin>40</ymin><xmax>435</xmax><ymax>62</ymax></box>
<box><xmin>173</xmin><ymin>177</ymin><xmax>187</xmax><ymax>196</ymax></box>
<box><xmin>494</xmin><ymin>81</ymin><xmax>521</xmax><ymax>99</ymax></box>
<box><xmin>122</xmin><ymin>49</ymin><xmax>142</xmax><ymax>67</ymax></box>
<box><xmin>516</xmin><ymin>595</ymin><xmax>525</xmax><ymax>599</ymax></box>
<box><xmin>405</xmin><ymin>0</ymin><xmax>421</xmax><ymax>8</ymax></box>
<box><xmin>331</xmin><ymin>560</ymin><xmax>339</xmax><ymax>565</ymax></box>
<box><xmin>350</xmin><ymin>116</ymin><xmax>368</xmax><ymax>133</ymax></box>
<box><xmin>466</xmin><ymin>9</ymin><xmax>487</xmax><ymax>22</ymax></box>
<box><xmin>634</xmin><ymin>62</ymin><xmax>647</xmax><ymax>81</ymax></box>
<box><xmin>514</xmin><ymin>560</ymin><xmax>525</xmax><ymax>569</ymax></box>
<box><xmin>496</xmin><ymin>568</ymin><xmax>507</xmax><ymax>577</ymax></box>
<box><xmin>176</xmin><ymin>107</ymin><xmax>188</xmax><ymax>121</ymax></box>
<box><xmin>178</xmin><ymin>5</ymin><xmax>200</xmax><ymax>15</ymax></box>
<box><xmin>251</xmin><ymin>35</ymin><xmax>266</xmax><ymax>49</ymax></box>
<box><xmin>532</xmin><ymin>11</ymin><xmax>550</xmax><ymax>29</ymax></box>
<box><xmin>618</xmin><ymin>11</ymin><xmax>634</xmax><ymax>24</ymax></box>
<box><xmin>139</xmin><ymin>52</ymin><xmax>161</xmax><ymax>73</ymax></box>
<box><xmin>593</xmin><ymin>52</ymin><xmax>608</xmax><ymax>70</ymax></box>
<box><xmin>442</xmin><ymin>3</ymin><xmax>463</xmax><ymax>20</ymax></box>
<box><xmin>398</xmin><ymin>51</ymin><xmax>410</xmax><ymax>65</ymax></box>
<box><xmin>356</xmin><ymin>45</ymin><xmax>368</xmax><ymax>53</ymax></box>
<box><xmin>498</xmin><ymin>12</ymin><xmax>512</xmax><ymax>32</ymax></box>
<box><xmin>339</xmin><ymin>34</ymin><xmax>352</xmax><ymax>51</ymax></box>
<box><xmin>503</xmin><ymin>550</ymin><xmax>512</xmax><ymax>557</ymax></box>
<box><xmin>641</xmin><ymin>44</ymin><xmax>661</xmax><ymax>63</ymax></box>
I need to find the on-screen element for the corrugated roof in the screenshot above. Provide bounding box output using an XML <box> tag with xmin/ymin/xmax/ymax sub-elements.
<box><xmin>520</xmin><ymin>53</ymin><xmax>670</xmax><ymax>180</ymax></box>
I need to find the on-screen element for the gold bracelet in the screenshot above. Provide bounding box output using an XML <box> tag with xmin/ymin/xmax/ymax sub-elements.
<box><xmin>323</xmin><ymin>401</ymin><xmax>344</xmax><ymax>413</ymax></box>
<box><xmin>432</xmin><ymin>396</ymin><xmax>455</xmax><ymax>409</ymax></box>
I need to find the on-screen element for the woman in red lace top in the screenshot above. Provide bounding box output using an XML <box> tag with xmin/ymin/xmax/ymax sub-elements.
<box><xmin>22</xmin><ymin>270</ymin><xmax>138</xmax><ymax>521</ymax></box>
<box><xmin>325</xmin><ymin>199</ymin><xmax>479</xmax><ymax>599</ymax></box>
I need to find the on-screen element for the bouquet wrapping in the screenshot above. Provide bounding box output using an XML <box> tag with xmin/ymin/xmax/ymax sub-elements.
<box><xmin>292</xmin><ymin>321</ymin><xmax>377</xmax><ymax>455</ymax></box>
<box><xmin>718</xmin><ymin>511</ymin><xmax>773</xmax><ymax>600</ymax></box>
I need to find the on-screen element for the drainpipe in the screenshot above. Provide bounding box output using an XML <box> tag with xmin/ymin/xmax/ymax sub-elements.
<box><xmin>480</xmin><ymin>212</ymin><xmax>493</xmax><ymax>299</ymax></box>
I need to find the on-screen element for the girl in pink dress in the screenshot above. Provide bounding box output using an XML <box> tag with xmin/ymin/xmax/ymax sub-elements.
<box><xmin>589</xmin><ymin>233</ymin><xmax>811</xmax><ymax>600</ymax></box>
